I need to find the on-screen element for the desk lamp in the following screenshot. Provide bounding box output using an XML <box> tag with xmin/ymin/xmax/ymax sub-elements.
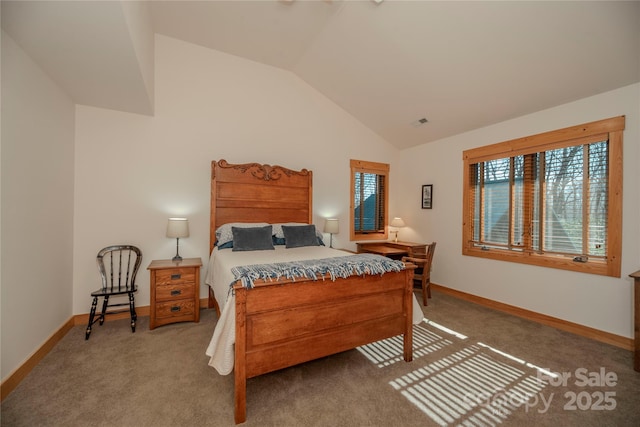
<box><xmin>390</xmin><ymin>217</ymin><xmax>405</xmax><ymax>243</ymax></box>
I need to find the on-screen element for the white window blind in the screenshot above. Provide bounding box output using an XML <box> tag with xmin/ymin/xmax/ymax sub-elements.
<box><xmin>354</xmin><ymin>172</ymin><xmax>385</xmax><ymax>233</ymax></box>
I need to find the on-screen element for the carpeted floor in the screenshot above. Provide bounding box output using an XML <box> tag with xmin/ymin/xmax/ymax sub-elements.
<box><xmin>2</xmin><ymin>290</ymin><xmax>639</xmax><ymax>426</ymax></box>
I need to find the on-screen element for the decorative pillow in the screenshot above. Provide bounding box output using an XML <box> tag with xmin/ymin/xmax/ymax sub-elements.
<box><xmin>272</xmin><ymin>236</ymin><xmax>287</xmax><ymax>246</ymax></box>
<box><xmin>282</xmin><ymin>225</ymin><xmax>320</xmax><ymax>249</ymax></box>
<box><xmin>217</xmin><ymin>241</ymin><xmax>234</xmax><ymax>250</ymax></box>
<box><xmin>272</xmin><ymin>223</ymin><xmax>325</xmax><ymax>245</ymax></box>
<box><xmin>272</xmin><ymin>223</ymin><xmax>307</xmax><ymax>239</ymax></box>
<box><xmin>215</xmin><ymin>222</ymin><xmax>269</xmax><ymax>248</ymax></box>
<box><xmin>273</xmin><ymin>236</ymin><xmax>324</xmax><ymax>246</ymax></box>
<box><xmin>232</xmin><ymin>225</ymin><xmax>274</xmax><ymax>252</ymax></box>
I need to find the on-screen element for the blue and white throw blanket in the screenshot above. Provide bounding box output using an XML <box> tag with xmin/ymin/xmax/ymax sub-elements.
<box><xmin>230</xmin><ymin>254</ymin><xmax>405</xmax><ymax>289</ymax></box>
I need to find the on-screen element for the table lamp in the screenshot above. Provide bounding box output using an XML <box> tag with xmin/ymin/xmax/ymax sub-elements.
<box><xmin>167</xmin><ymin>218</ymin><xmax>189</xmax><ymax>261</ymax></box>
<box><xmin>390</xmin><ymin>217</ymin><xmax>405</xmax><ymax>243</ymax></box>
<box><xmin>323</xmin><ymin>218</ymin><xmax>339</xmax><ymax>248</ymax></box>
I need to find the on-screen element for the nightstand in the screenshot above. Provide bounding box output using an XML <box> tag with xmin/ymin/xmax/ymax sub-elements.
<box><xmin>147</xmin><ymin>258</ymin><xmax>202</xmax><ymax>330</ymax></box>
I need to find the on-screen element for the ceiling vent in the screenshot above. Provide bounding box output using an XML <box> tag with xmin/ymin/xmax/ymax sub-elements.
<box><xmin>411</xmin><ymin>118</ymin><xmax>429</xmax><ymax>128</ymax></box>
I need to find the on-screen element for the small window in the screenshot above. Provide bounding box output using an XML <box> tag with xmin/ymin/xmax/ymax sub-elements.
<box><xmin>462</xmin><ymin>116</ymin><xmax>624</xmax><ymax>277</ymax></box>
<box><xmin>350</xmin><ymin>159</ymin><xmax>389</xmax><ymax>241</ymax></box>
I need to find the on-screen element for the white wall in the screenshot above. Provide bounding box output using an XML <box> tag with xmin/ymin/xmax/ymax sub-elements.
<box><xmin>121</xmin><ymin>0</ymin><xmax>154</xmax><ymax>111</ymax></box>
<box><xmin>397</xmin><ymin>83</ymin><xmax>640</xmax><ymax>339</ymax></box>
<box><xmin>72</xmin><ymin>34</ymin><xmax>400</xmax><ymax>314</ymax></box>
<box><xmin>1</xmin><ymin>32</ymin><xmax>75</xmax><ymax>381</ymax></box>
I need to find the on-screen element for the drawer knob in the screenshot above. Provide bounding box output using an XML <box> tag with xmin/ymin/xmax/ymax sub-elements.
<box><xmin>171</xmin><ymin>289</ymin><xmax>182</xmax><ymax>296</ymax></box>
<box><xmin>171</xmin><ymin>273</ymin><xmax>181</xmax><ymax>280</ymax></box>
<box><xmin>171</xmin><ymin>306</ymin><xmax>181</xmax><ymax>313</ymax></box>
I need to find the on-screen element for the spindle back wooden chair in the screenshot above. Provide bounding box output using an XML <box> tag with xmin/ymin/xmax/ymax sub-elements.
<box><xmin>85</xmin><ymin>245</ymin><xmax>142</xmax><ymax>340</ymax></box>
<box><xmin>402</xmin><ymin>242</ymin><xmax>436</xmax><ymax>306</ymax></box>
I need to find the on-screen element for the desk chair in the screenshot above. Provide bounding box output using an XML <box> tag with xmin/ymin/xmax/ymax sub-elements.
<box><xmin>85</xmin><ymin>245</ymin><xmax>142</xmax><ymax>340</ymax></box>
<box><xmin>402</xmin><ymin>242</ymin><xmax>436</xmax><ymax>306</ymax></box>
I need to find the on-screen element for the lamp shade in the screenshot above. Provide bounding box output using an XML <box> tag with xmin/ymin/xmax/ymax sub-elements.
<box><xmin>324</xmin><ymin>218</ymin><xmax>339</xmax><ymax>234</ymax></box>
<box><xmin>166</xmin><ymin>218</ymin><xmax>189</xmax><ymax>238</ymax></box>
<box><xmin>390</xmin><ymin>217</ymin><xmax>406</xmax><ymax>228</ymax></box>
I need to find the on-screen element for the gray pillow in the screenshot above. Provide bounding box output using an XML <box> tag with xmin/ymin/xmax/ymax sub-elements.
<box><xmin>282</xmin><ymin>225</ymin><xmax>320</xmax><ymax>248</ymax></box>
<box><xmin>232</xmin><ymin>225</ymin><xmax>274</xmax><ymax>252</ymax></box>
<box><xmin>216</xmin><ymin>222</ymin><xmax>269</xmax><ymax>247</ymax></box>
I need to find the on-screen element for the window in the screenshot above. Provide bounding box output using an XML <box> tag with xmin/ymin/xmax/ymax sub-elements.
<box><xmin>350</xmin><ymin>159</ymin><xmax>389</xmax><ymax>241</ymax></box>
<box><xmin>462</xmin><ymin>116</ymin><xmax>624</xmax><ymax>277</ymax></box>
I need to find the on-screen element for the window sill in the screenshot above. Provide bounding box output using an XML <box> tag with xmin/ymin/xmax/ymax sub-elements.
<box><xmin>462</xmin><ymin>247</ymin><xmax>619</xmax><ymax>277</ymax></box>
<box><xmin>351</xmin><ymin>232</ymin><xmax>388</xmax><ymax>241</ymax></box>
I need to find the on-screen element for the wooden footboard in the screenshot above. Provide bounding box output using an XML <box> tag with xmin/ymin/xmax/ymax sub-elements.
<box><xmin>233</xmin><ymin>268</ymin><xmax>414</xmax><ymax>423</ymax></box>
<box><xmin>209</xmin><ymin>159</ymin><xmax>415</xmax><ymax>423</ymax></box>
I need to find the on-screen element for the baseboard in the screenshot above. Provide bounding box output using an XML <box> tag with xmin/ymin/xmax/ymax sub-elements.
<box><xmin>432</xmin><ymin>283</ymin><xmax>633</xmax><ymax>351</ymax></box>
<box><xmin>72</xmin><ymin>306</ymin><xmax>151</xmax><ymax>326</ymax></box>
<box><xmin>71</xmin><ymin>299</ymin><xmax>210</xmax><ymax>326</ymax></box>
<box><xmin>1</xmin><ymin>317</ymin><xmax>75</xmax><ymax>401</ymax></box>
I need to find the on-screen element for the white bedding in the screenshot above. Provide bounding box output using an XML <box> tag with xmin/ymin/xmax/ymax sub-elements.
<box><xmin>204</xmin><ymin>246</ymin><xmax>424</xmax><ymax>375</ymax></box>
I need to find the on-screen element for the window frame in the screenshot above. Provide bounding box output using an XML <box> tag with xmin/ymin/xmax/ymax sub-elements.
<box><xmin>350</xmin><ymin>159</ymin><xmax>389</xmax><ymax>241</ymax></box>
<box><xmin>462</xmin><ymin>116</ymin><xmax>625</xmax><ymax>277</ymax></box>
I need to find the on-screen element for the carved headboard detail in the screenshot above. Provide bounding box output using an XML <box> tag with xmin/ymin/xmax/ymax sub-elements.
<box><xmin>210</xmin><ymin>159</ymin><xmax>313</xmax><ymax>253</ymax></box>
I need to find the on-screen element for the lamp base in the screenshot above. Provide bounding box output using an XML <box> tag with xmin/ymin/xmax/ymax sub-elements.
<box><xmin>172</xmin><ymin>237</ymin><xmax>183</xmax><ymax>262</ymax></box>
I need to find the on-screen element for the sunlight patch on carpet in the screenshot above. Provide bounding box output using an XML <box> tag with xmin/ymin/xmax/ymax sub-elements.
<box><xmin>357</xmin><ymin>321</ymin><xmax>455</xmax><ymax>367</ymax></box>
<box><xmin>424</xmin><ymin>318</ymin><xmax>468</xmax><ymax>340</ymax></box>
<box><xmin>476</xmin><ymin>342</ymin><xmax>553</xmax><ymax>377</ymax></box>
<box><xmin>389</xmin><ymin>344</ymin><xmax>547</xmax><ymax>426</ymax></box>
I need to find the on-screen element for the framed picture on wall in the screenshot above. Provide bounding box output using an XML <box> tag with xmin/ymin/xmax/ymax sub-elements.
<box><xmin>422</xmin><ymin>185</ymin><xmax>433</xmax><ymax>209</ymax></box>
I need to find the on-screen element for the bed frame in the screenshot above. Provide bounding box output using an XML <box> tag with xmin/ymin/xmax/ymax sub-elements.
<box><xmin>210</xmin><ymin>159</ymin><xmax>414</xmax><ymax>424</ymax></box>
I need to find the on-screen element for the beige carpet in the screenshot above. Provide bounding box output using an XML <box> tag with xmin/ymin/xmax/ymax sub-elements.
<box><xmin>2</xmin><ymin>290</ymin><xmax>639</xmax><ymax>426</ymax></box>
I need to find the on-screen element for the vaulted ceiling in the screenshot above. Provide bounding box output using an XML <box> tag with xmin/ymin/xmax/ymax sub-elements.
<box><xmin>3</xmin><ymin>1</ymin><xmax>639</xmax><ymax>149</ymax></box>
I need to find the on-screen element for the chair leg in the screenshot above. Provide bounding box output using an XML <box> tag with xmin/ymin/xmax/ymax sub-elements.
<box><xmin>99</xmin><ymin>296</ymin><xmax>109</xmax><ymax>325</ymax></box>
<box><xmin>129</xmin><ymin>293</ymin><xmax>137</xmax><ymax>333</ymax></box>
<box><xmin>422</xmin><ymin>281</ymin><xmax>428</xmax><ymax>306</ymax></box>
<box><xmin>86</xmin><ymin>296</ymin><xmax>98</xmax><ymax>340</ymax></box>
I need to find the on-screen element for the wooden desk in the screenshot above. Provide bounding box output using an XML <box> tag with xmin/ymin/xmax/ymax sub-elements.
<box><xmin>356</xmin><ymin>241</ymin><xmax>427</xmax><ymax>259</ymax></box>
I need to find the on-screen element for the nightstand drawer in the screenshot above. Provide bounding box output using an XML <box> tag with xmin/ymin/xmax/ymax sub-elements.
<box><xmin>155</xmin><ymin>283</ymin><xmax>195</xmax><ymax>302</ymax></box>
<box><xmin>155</xmin><ymin>268</ymin><xmax>196</xmax><ymax>286</ymax></box>
<box><xmin>155</xmin><ymin>299</ymin><xmax>195</xmax><ymax>319</ymax></box>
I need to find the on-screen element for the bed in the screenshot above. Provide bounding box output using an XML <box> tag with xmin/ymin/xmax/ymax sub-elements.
<box><xmin>204</xmin><ymin>159</ymin><xmax>417</xmax><ymax>424</ymax></box>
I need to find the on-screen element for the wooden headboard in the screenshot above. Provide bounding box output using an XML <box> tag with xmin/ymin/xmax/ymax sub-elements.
<box><xmin>210</xmin><ymin>159</ymin><xmax>313</xmax><ymax>253</ymax></box>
